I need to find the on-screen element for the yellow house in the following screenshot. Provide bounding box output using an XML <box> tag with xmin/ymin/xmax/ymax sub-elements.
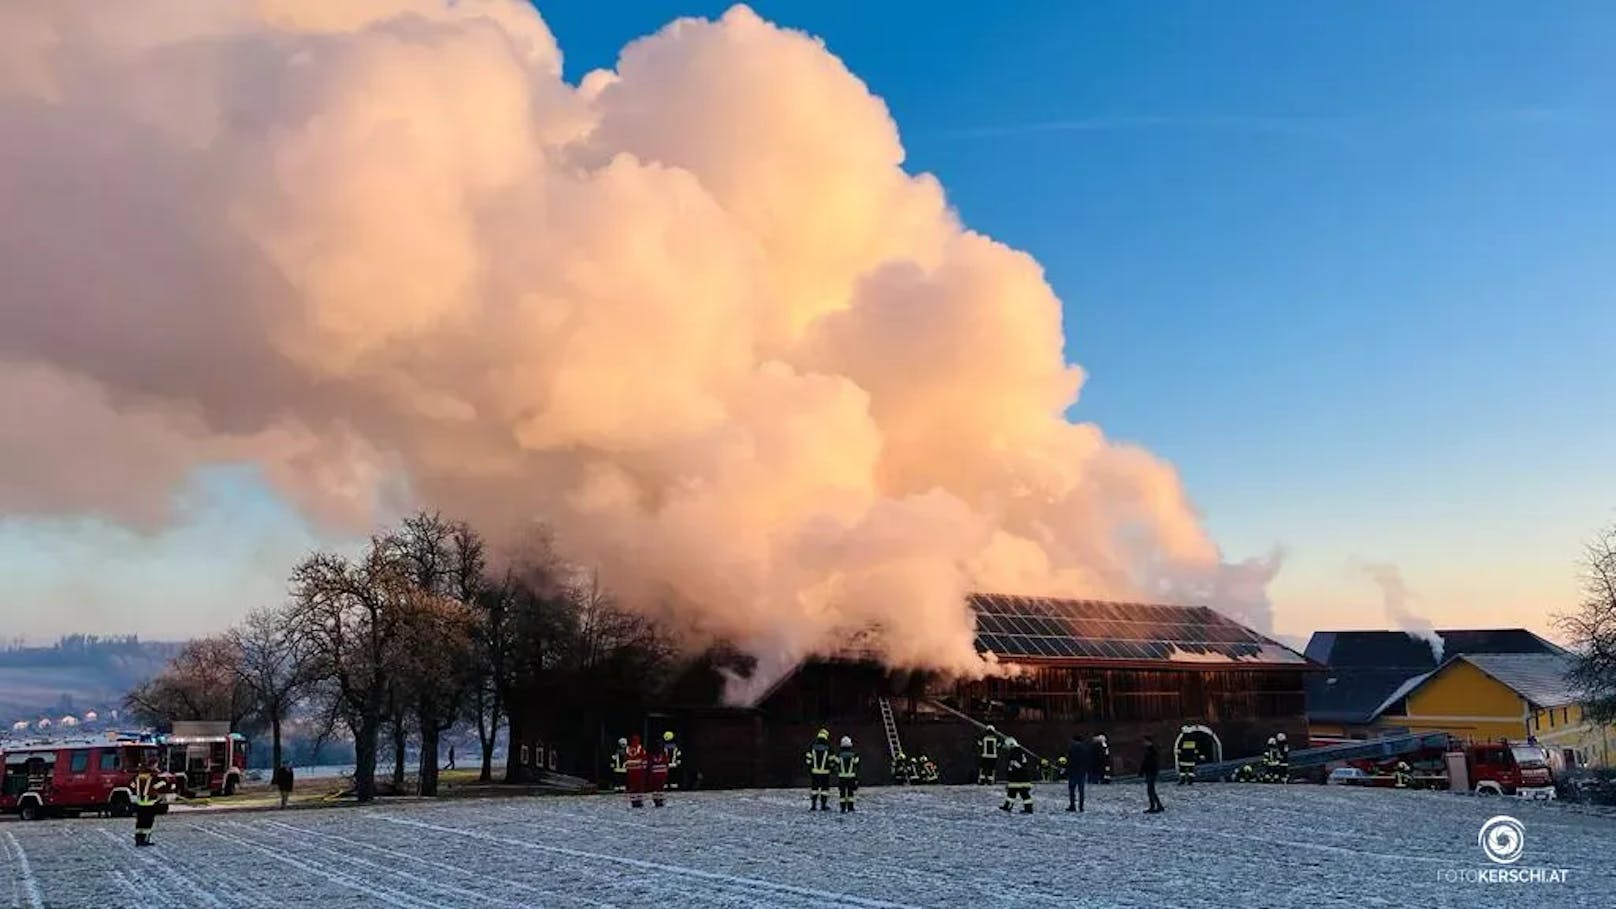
<box><xmin>1374</xmin><ymin>653</ymin><xmax>1613</xmax><ymax>768</ymax></box>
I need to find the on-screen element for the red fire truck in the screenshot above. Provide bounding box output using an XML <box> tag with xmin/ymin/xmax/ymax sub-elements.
<box><xmin>1343</xmin><ymin>738</ymin><xmax>1556</xmax><ymax>797</ymax></box>
<box><xmin>159</xmin><ymin>722</ymin><xmax>249</xmax><ymax>797</ymax></box>
<box><xmin>1</xmin><ymin>739</ymin><xmax>171</xmax><ymax>820</ymax></box>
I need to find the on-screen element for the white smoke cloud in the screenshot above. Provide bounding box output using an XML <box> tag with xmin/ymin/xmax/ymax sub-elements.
<box><xmin>1359</xmin><ymin>562</ymin><xmax>1444</xmax><ymax>662</ymax></box>
<box><xmin>0</xmin><ymin>0</ymin><xmax>1274</xmax><ymax>670</ymax></box>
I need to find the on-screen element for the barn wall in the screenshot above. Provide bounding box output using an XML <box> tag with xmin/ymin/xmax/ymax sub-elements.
<box><xmin>670</xmin><ymin>661</ymin><xmax>1311</xmax><ymax>787</ymax></box>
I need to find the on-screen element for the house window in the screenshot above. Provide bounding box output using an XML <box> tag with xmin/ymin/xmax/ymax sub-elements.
<box><xmin>69</xmin><ymin>751</ymin><xmax>90</xmax><ymax>773</ymax></box>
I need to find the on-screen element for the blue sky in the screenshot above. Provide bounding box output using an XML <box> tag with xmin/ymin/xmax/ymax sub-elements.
<box><xmin>541</xmin><ymin>1</ymin><xmax>1615</xmax><ymax>636</ymax></box>
<box><xmin>8</xmin><ymin>2</ymin><xmax>1611</xmax><ymax>642</ymax></box>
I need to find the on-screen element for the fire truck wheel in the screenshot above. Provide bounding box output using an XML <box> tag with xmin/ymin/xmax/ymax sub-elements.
<box><xmin>223</xmin><ymin>776</ymin><xmax>238</xmax><ymax>797</ymax></box>
<box><xmin>109</xmin><ymin>793</ymin><xmax>133</xmax><ymax>818</ymax></box>
<box><xmin>19</xmin><ymin>801</ymin><xmax>42</xmax><ymax>822</ymax></box>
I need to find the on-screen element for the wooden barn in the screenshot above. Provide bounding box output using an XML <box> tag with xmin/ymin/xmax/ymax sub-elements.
<box><xmin>659</xmin><ymin>593</ymin><xmax>1315</xmax><ymax>789</ymax></box>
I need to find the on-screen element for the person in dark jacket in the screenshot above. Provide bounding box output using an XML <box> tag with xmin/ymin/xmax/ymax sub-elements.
<box><xmin>1141</xmin><ymin>736</ymin><xmax>1165</xmax><ymax>813</ymax></box>
<box><xmin>1065</xmin><ymin>734</ymin><xmax>1088</xmax><ymax>812</ymax></box>
<box><xmin>273</xmin><ymin>763</ymin><xmax>295</xmax><ymax>809</ymax></box>
<box><xmin>999</xmin><ymin>737</ymin><xmax>1034</xmax><ymax>813</ymax></box>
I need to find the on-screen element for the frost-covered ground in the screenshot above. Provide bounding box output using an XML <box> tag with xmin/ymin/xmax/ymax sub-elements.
<box><xmin>4</xmin><ymin>782</ymin><xmax>1613</xmax><ymax>908</ymax></box>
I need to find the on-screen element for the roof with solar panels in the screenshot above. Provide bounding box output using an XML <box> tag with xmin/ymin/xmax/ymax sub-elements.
<box><xmin>968</xmin><ymin>593</ymin><xmax>1312</xmax><ymax>668</ymax></box>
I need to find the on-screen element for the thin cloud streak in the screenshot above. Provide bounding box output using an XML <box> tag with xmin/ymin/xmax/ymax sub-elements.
<box><xmin>944</xmin><ymin>108</ymin><xmax>1591</xmax><ymax>140</ymax></box>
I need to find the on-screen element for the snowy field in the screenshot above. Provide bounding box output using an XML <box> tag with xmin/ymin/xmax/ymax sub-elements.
<box><xmin>4</xmin><ymin>783</ymin><xmax>1613</xmax><ymax>908</ymax></box>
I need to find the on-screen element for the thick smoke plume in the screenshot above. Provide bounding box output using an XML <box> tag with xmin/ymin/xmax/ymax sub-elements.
<box><xmin>1</xmin><ymin>1</ymin><xmax>1272</xmax><ymax>671</ymax></box>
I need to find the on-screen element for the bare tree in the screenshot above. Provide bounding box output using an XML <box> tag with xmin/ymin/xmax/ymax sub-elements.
<box><xmin>226</xmin><ymin>605</ymin><xmax>316</xmax><ymax>772</ymax></box>
<box><xmin>391</xmin><ymin>512</ymin><xmax>484</xmax><ymax>793</ymax></box>
<box><xmin>124</xmin><ymin>636</ymin><xmax>252</xmax><ymax>728</ymax></box>
<box><xmin>289</xmin><ymin>542</ymin><xmax>412</xmax><ymax>803</ymax></box>
<box><xmin>1558</xmin><ymin>524</ymin><xmax>1616</xmax><ymax>724</ymax></box>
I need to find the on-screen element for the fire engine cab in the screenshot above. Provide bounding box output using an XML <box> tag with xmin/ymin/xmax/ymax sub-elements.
<box><xmin>160</xmin><ymin>721</ymin><xmax>248</xmax><ymax>797</ymax></box>
<box><xmin>1</xmin><ymin>738</ymin><xmax>169</xmax><ymax>821</ymax></box>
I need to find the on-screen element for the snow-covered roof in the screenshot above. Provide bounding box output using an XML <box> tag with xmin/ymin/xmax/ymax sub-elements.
<box><xmin>1457</xmin><ymin>653</ymin><xmax>1580</xmax><ymax>709</ymax></box>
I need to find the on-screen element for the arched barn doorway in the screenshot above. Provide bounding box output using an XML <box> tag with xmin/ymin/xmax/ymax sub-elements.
<box><xmin>1173</xmin><ymin>725</ymin><xmax>1222</xmax><ymax>764</ymax></box>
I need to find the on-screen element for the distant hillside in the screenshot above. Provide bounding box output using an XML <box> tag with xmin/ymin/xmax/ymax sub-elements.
<box><xmin>0</xmin><ymin>635</ymin><xmax>183</xmax><ymax>724</ymax></box>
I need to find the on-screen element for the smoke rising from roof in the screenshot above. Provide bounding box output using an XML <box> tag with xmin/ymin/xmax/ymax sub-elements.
<box><xmin>1360</xmin><ymin>562</ymin><xmax>1444</xmax><ymax>663</ymax></box>
<box><xmin>0</xmin><ymin>1</ymin><xmax>1274</xmax><ymax>670</ymax></box>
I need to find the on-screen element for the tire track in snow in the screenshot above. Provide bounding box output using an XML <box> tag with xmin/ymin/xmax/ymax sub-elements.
<box><xmin>256</xmin><ymin>818</ymin><xmax>618</xmax><ymax>909</ymax></box>
<box><xmin>189</xmin><ymin>822</ymin><xmax>446</xmax><ymax>908</ymax></box>
<box><xmin>1</xmin><ymin>830</ymin><xmax>44</xmax><ymax>909</ymax></box>
<box><xmin>444</xmin><ymin>799</ymin><xmax>866</xmax><ymax>906</ymax></box>
<box><xmin>371</xmin><ymin>812</ymin><xmax>921</xmax><ymax>909</ymax></box>
<box><xmin>223</xmin><ymin>819</ymin><xmax>540</xmax><ymax>909</ymax></box>
<box><xmin>870</xmin><ymin>789</ymin><xmax>1459</xmax><ymax>868</ymax></box>
<box><xmin>407</xmin><ymin>803</ymin><xmax>786</xmax><ymax>907</ymax></box>
<box><xmin>92</xmin><ymin>826</ymin><xmax>228</xmax><ymax>909</ymax></box>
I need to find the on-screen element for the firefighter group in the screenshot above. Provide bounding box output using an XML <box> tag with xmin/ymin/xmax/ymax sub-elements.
<box><xmin>608</xmin><ymin>731</ymin><xmax>683</xmax><ymax>808</ymax></box>
<box><xmin>600</xmin><ymin>723</ymin><xmax>1296</xmax><ymax>816</ymax></box>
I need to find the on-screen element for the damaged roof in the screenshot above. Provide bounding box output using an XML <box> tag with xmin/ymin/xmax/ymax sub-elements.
<box><xmin>968</xmin><ymin>593</ymin><xmax>1310</xmax><ymax>667</ymax></box>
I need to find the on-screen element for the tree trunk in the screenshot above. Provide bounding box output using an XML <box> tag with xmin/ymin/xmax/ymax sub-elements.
<box><xmin>270</xmin><ymin>715</ymin><xmax>283</xmax><ymax>773</ymax></box>
<box><xmin>391</xmin><ymin>720</ymin><xmax>407</xmax><ymax>790</ymax></box>
<box><xmin>476</xmin><ymin>687</ymin><xmax>501</xmax><ymax>783</ymax></box>
<box><xmin>479</xmin><ymin>727</ymin><xmax>497</xmax><ymax>783</ymax></box>
<box><xmin>418</xmin><ymin>717</ymin><xmax>440</xmax><ymax>797</ymax></box>
<box><xmin>353</xmin><ymin>714</ymin><xmax>379</xmax><ymax>803</ymax></box>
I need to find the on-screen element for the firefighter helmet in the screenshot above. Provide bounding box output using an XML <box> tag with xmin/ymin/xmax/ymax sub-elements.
<box><xmin>1267</xmin><ymin>736</ymin><xmax>1277</xmax><ymax>745</ymax></box>
<box><xmin>840</xmin><ymin>736</ymin><xmax>852</xmax><ymax>747</ymax></box>
<box><xmin>817</xmin><ymin>728</ymin><xmax>829</xmax><ymax>740</ymax></box>
<box><xmin>1004</xmin><ymin>737</ymin><xmax>1019</xmax><ymax>748</ymax></box>
<box><xmin>1058</xmin><ymin>756</ymin><xmax>1068</xmax><ymax>765</ymax></box>
<box><xmin>1397</xmin><ymin>761</ymin><xmax>1409</xmax><ymax>770</ymax></box>
<box><xmin>617</xmin><ymin>737</ymin><xmax>627</xmax><ymax>747</ymax></box>
<box><xmin>986</xmin><ymin>725</ymin><xmax>997</xmax><ymax>733</ymax></box>
<box><xmin>663</xmin><ymin>731</ymin><xmax>675</xmax><ymax>742</ymax></box>
<box><xmin>1276</xmin><ymin>732</ymin><xmax>1287</xmax><ymax>742</ymax></box>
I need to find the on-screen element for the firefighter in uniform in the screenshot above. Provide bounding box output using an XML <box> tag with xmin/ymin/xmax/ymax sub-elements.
<box><xmin>805</xmin><ymin>729</ymin><xmax>834</xmax><ymax>811</ymax></box>
<box><xmin>610</xmin><ymin>737</ymin><xmax>628</xmax><ymax>792</ymax></box>
<box><xmin>1393</xmin><ymin>761</ymin><xmax>1412</xmax><ymax>789</ymax></box>
<box><xmin>1235</xmin><ymin>763</ymin><xmax>1257</xmax><ymax>783</ymax></box>
<box><xmin>891</xmin><ymin>750</ymin><xmax>910</xmax><ymax>784</ymax></box>
<box><xmin>834</xmin><ymin>736</ymin><xmax>860</xmax><ymax>812</ymax></box>
<box><xmin>662</xmin><ymin>731</ymin><xmax>683</xmax><ymax>790</ymax></box>
<box><xmin>1176</xmin><ymin>727</ymin><xmax>1199</xmax><ymax>785</ymax></box>
<box><xmin>918</xmin><ymin>755</ymin><xmax>939</xmax><ymax>784</ymax></box>
<box><xmin>132</xmin><ymin>757</ymin><xmax>168</xmax><ymax>846</ymax></box>
<box><xmin>1093</xmin><ymin>734</ymin><xmax>1111</xmax><ymax>783</ymax></box>
<box><xmin>624</xmin><ymin>734</ymin><xmax>648</xmax><ymax>807</ymax></box>
<box><xmin>999</xmin><ymin>737</ymin><xmax>1034</xmax><ymax>813</ymax></box>
<box><xmin>976</xmin><ymin>725</ymin><xmax>1002</xmax><ymax>784</ymax></box>
<box><xmin>647</xmin><ymin>736</ymin><xmax>670</xmax><ymax>807</ymax></box>
<box><xmin>1274</xmin><ymin>731</ymin><xmax>1290</xmax><ymax>783</ymax></box>
<box><xmin>1261</xmin><ymin>736</ymin><xmax>1279</xmax><ymax>782</ymax></box>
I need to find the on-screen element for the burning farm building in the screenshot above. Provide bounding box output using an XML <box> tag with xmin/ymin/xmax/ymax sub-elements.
<box><xmin>649</xmin><ymin>593</ymin><xmax>1315</xmax><ymax>789</ymax></box>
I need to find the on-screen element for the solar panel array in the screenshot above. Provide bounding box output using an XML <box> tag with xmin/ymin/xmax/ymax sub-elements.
<box><xmin>968</xmin><ymin>593</ymin><xmax>1305</xmax><ymax>665</ymax></box>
